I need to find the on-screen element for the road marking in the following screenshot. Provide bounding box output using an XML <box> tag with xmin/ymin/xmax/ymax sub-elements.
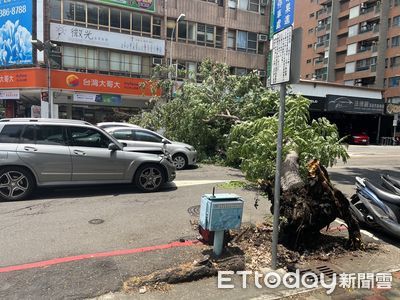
<box><xmin>173</xmin><ymin>180</ymin><xmax>229</xmax><ymax>187</ymax></box>
<box><xmin>0</xmin><ymin>240</ymin><xmax>200</xmax><ymax>274</ymax></box>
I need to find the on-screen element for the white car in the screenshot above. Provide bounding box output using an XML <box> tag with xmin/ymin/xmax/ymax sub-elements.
<box><xmin>104</xmin><ymin>127</ymin><xmax>197</xmax><ymax>170</ymax></box>
<box><xmin>96</xmin><ymin>122</ymin><xmax>141</xmax><ymax>130</ymax></box>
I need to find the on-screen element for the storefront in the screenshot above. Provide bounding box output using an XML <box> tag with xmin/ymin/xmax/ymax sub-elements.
<box><xmin>291</xmin><ymin>80</ymin><xmax>389</xmax><ymax>144</ymax></box>
<box><xmin>0</xmin><ymin>68</ymin><xmax>157</xmax><ymax>123</ymax></box>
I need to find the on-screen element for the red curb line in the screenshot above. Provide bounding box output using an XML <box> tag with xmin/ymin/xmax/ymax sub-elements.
<box><xmin>0</xmin><ymin>240</ymin><xmax>201</xmax><ymax>274</ymax></box>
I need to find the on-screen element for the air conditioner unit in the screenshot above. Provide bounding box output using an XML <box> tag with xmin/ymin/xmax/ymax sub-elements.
<box><xmin>258</xmin><ymin>70</ymin><xmax>266</xmax><ymax>76</ymax></box>
<box><xmin>260</xmin><ymin>0</ymin><xmax>268</xmax><ymax>7</ymax></box>
<box><xmin>360</xmin><ymin>2</ymin><xmax>367</xmax><ymax>8</ymax></box>
<box><xmin>152</xmin><ymin>57</ymin><xmax>163</xmax><ymax>65</ymax></box>
<box><xmin>258</xmin><ymin>34</ymin><xmax>268</xmax><ymax>42</ymax></box>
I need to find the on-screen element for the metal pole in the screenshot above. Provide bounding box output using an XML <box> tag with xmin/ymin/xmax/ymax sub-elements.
<box><xmin>169</xmin><ymin>26</ymin><xmax>175</xmax><ymax>80</ymax></box>
<box><xmin>46</xmin><ymin>46</ymin><xmax>52</xmax><ymax>118</ymax></box>
<box><xmin>271</xmin><ymin>83</ymin><xmax>286</xmax><ymax>270</ymax></box>
<box><xmin>376</xmin><ymin>115</ymin><xmax>381</xmax><ymax>145</ymax></box>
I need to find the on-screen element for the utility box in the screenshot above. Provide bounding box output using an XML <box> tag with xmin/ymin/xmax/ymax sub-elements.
<box><xmin>199</xmin><ymin>193</ymin><xmax>244</xmax><ymax>231</ymax></box>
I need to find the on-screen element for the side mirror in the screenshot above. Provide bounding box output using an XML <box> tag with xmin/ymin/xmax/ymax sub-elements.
<box><xmin>161</xmin><ymin>139</ymin><xmax>169</xmax><ymax>155</ymax></box>
<box><xmin>122</xmin><ymin>142</ymin><xmax>128</xmax><ymax>147</ymax></box>
<box><xmin>108</xmin><ymin>143</ymin><xmax>120</xmax><ymax>151</ymax></box>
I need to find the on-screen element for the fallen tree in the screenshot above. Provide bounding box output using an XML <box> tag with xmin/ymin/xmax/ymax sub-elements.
<box><xmin>260</xmin><ymin>151</ymin><xmax>363</xmax><ymax>250</ymax></box>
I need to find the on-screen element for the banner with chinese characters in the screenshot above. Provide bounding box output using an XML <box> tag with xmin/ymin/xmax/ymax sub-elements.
<box><xmin>0</xmin><ymin>90</ymin><xmax>20</xmax><ymax>99</ymax></box>
<box><xmin>99</xmin><ymin>0</ymin><xmax>156</xmax><ymax>12</ymax></box>
<box><xmin>50</xmin><ymin>23</ymin><xmax>164</xmax><ymax>56</ymax></box>
<box><xmin>326</xmin><ymin>95</ymin><xmax>384</xmax><ymax>114</ymax></box>
<box><xmin>51</xmin><ymin>70</ymin><xmax>158</xmax><ymax>96</ymax></box>
<box><xmin>0</xmin><ymin>68</ymin><xmax>46</xmax><ymax>88</ymax></box>
<box><xmin>73</xmin><ymin>93</ymin><xmax>123</xmax><ymax>106</ymax></box>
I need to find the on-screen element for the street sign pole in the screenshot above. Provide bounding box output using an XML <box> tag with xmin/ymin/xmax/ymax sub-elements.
<box><xmin>271</xmin><ymin>82</ymin><xmax>286</xmax><ymax>270</ymax></box>
<box><xmin>270</xmin><ymin>0</ymin><xmax>295</xmax><ymax>270</ymax></box>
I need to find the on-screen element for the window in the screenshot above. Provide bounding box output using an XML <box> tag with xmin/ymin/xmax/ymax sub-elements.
<box><xmin>348</xmin><ymin>24</ymin><xmax>358</xmax><ymax>37</ymax></box>
<box><xmin>110</xmin><ymin>9</ymin><xmax>120</xmax><ymax>29</ymax></box>
<box><xmin>309</xmin><ymin>13</ymin><xmax>315</xmax><ymax>18</ymax></box>
<box><xmin>393</xmin><ymin>16</ymin><xmax>400</xmax><ymax>27</ymax></box>
<box><xmin>307</xmin><ymin>59</ymin><xmax>311</xmax><ymax>63</ymax></box>
<box><xmin>0</xmin><ymin>125</ymin><xmax>23</xmax><ymax>143</ymax></box>
<box><xmin>36</xmin><ymin>126</ymin><xmax>66</xmax><ymax>146</ymax></box>
<box><xmin>112</xmin><ymin>130</ymin><xmax>134</xmax><ymax>140</ymax></box>
<box><xmin>153</xmin><ymin>18</ymin><xmax>161</xmax><ymax>37</ymax></box>
<box><xmin>20</xmin><ymin>125</ymin><xmax>35</xmax><ymax>143</ymax></box>
<box><xmin>187</xmin><ymin>22</ymin><xmax>196</xmax><ymax>42</ymax></box>
<box><xmin>132</xmin><ymin>13</ymin><xmax>142</xmax><ymax>32</ymax></box>
<box><xmin>63</xmin><ymin>0</ymin><xmax>75</xmax><ymax>21</ymax></box>
<box><xmin>347</xmin><ymin>43</ymin><xmax>357</xmax><ymax>55</ymax></box>
<box><xmin>228</xmin><ymin>30</ymin><xmax>236</xmax><ymax>49</ymax></box>
<box><xmin>87</xmin><ymin>4</ymin><xmax>98</xmax><ymax>25</ymax></box>
<box><xmin>349</xmin><ymin>6</ymin><xmax>360</xmax><ymax>19</ymax></box>
<box><xmin>345</xmin><ymin>62</ymin><xmax>355</xmax><ymax>73</ymax></box>
<box><xmin>121</xmin><ymin>11</ymin><xmax>131</xmax><ymax>31</ymax></box>
<box><xmin>307</xmin><ymin>44</ymin><xmax>312</xmax><ymax>48</ymax></box>
<box><xmin>178</xmin><ymin>21</ymin><xmax>187</xmax><ymax>41</ymax></box>
<box><xmin>75</xmin><ymin>2</ymin><xmax>86</xmax><ymax>23</ymax></box>
<box><xmin>197</xmin><ymin>23</ymin><xmax>206</xmax><ymax>45</ymax></box>
<box><xmin>134</xmin><ymin>131</ymin><xmax>162</xmax><ymax>143</ymax></box>
<box><xmin>237</xmin><ymin>31</ymin><xmax>247</xmax><ymax>51</ymax></box>
<box><xmin>389</xmin><ymin>76</ymin><xmax>400</xmax><ymax>87</ymax></box>
<box><xmin>99</xmin><ymin>7</ymin><xmax>109</xmax><ymax>27</ymax></box>
<box><xmin>390</xmin><ymin>56</ymin><xmax>400</xmax><ymax>67</ymax></box>
<box><xmin>55</xmin><ymin>1</ymin><xmax>160</xmax><ymax>38</ymax></box>
<box><xmin>63</xmin><ymin>46</ymin><xmax>76</xmax><ymax>68</ymax></box>
<box><xmin>392</xmin><ymin>36</ymin><xmax>400</xmax><ymax>47</ymax></box>
<box><xmin>50</xmin><ymin>0</ymin><xmax>61</xmax><ymax>20</ymax></box>
<box><xmin>308</xmin><ymin>28</ymin><xmax>314</xmax><ymax>34</ymax></box>
<box><xmin>69</xmin><ymin>127</ymin><xmax>111</xmax><ymax>148</ymax></box>
<box><xmin>142</xmin><ymin>15</ymin><xmax>151</xmax><ymax>34</ymax></box>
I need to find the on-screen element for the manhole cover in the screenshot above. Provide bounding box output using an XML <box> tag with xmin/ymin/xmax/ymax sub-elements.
<box><xmin>89</xmin><ymin>218</ymin><xmax>104</xmax><ymax>225</ymax></box>
<box><xmin>188</xmin><ymin>205</ymin><xmax>200</xmax><ymax>217</ymax></box>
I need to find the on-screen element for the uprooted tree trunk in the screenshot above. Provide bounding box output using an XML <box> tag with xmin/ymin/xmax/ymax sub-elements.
<box><xmin>261</xmin><ymin>151</ymin><xmax>363</xmax><ymax>250</ymax></box>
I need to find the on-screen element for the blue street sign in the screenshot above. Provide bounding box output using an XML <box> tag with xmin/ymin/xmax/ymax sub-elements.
<box><xmin>273</xmin><ymin>0</ymin><xmax>295</xmax><ymax>34</ymax></box>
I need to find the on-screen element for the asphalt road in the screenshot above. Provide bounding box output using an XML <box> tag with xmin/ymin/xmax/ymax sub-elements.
<box><xmin>0</xmin><ymin>145</ymin><xmax>400</xmax><ymax>299</ymax></box>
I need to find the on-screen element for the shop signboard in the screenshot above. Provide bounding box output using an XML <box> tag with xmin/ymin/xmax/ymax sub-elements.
<box><xmin>50</xmin><ymin>23</ymin><xmax>165</xmax><ymax>56</ymax></box>
<box><xmin>0</xmin><ymin>0</ymin><xmax>33</xmax><ymax>66</ymax></box>
<box><xmin>52</xmin><ymin>70</ymin><xmax>159</xmax><ymax>97</ymax></box>
<box><xmin>326</xmin><ymin>95</ymin><xmax>384</xmax><ymax>114</ymax></box>
<box><xmin>0</xmin><ymin>90</ymin><xmax>20</xmax><ymax>100</ymax></box>
<box><xmin>0</xmin><ymin>68</ymin><xmax>46</xmax><ymax>88</ymax></box>
<box><xmin>99</xmin><ymin>0</ymin><xmax>156</xmax><ymax>12</ymax></box>
<box><xmin>305</xmin><ymin>96</ymin><xmax>325</xmax><ymax>111</ymax></box>
<box><xmin>74</xmin><ymin>93</ymin><xmax>122</xmax><ymax>106</ymax></box>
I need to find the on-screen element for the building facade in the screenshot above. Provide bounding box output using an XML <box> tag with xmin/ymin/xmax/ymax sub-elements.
<box><xmin>295</xmin><ymin>0</ymin><xmax>400</xmax><ymax>104</ymax></box>
<box><xmin>295</xmin><ymin>0</ymin><xmax>400</xmax><ymax>140</ymax></box>
<box><xmin>0</xmin><ymin>0</ymin><xmax>270</xmax><ymax>123</ymax></box>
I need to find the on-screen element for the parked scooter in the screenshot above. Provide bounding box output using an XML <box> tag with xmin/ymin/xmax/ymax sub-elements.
<box><xmin>381</xmin><ymin>174</ymin><xmax>400</xmax><ymax>195</ymax></box>
<box><xmin>350</xmin><ymin>177</ymin><xmax>400</xmax><ymax>239</ymax></box>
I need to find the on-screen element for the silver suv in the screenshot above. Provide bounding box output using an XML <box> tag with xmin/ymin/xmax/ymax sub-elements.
<box><xmin>0</xmin><ymin>118</ymin><xmax>176</xmax><ymax>201</ymax></box>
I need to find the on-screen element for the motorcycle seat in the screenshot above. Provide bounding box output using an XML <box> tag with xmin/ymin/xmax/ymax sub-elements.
<box><xmin>365</xmin><ymin>180</ymin><xmax>400</xmax><ymax>205</ymax></box>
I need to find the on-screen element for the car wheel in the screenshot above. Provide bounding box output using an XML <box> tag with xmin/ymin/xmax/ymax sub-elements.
<box><xmin>134</xmin><ymin>164</ymin><xmax>165</xmax><ymax>192</ymax></box>
<box><xmin>0</xmin><ymin>167</ymin><xmax>35</xmax><ymax>201</ymax></box>
<box><xmin>172</xmin><ymin>154</ymin><xmax>187</xmax><ymax>170</ymax></box>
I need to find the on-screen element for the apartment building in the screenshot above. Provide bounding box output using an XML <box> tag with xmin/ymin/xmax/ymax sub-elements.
<box><xmin>0</xmin><ymin>0</ymin><xmax>269</xmax><ymax>122</ymax></box>
<box><xmin>295</xmin><ymin>0</ymin><xmax>400</xmax><ymax>140</ymax></box>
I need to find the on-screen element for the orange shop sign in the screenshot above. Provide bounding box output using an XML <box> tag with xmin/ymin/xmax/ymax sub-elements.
<box><xmin>0</xmin><ymin>68</ymin><xmax>46</xmax><ymax>89</ymax></box>
<box><xmin>51</xmin><ymin>70</ymin><xmax>158</xmax><ymax>96</ymax></box>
